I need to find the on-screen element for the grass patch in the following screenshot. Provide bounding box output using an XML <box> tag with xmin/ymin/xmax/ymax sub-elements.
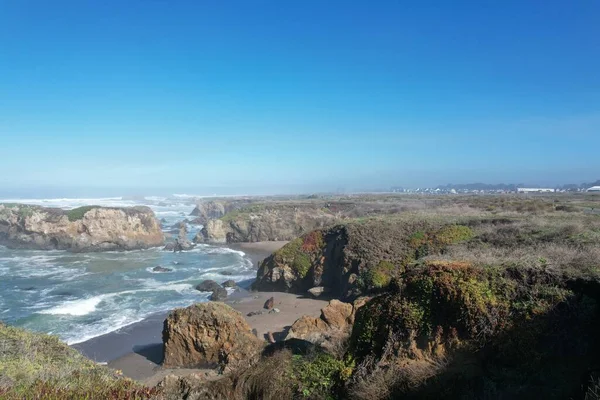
<box><xmin>66</xmin><ymin>206</ymin><xmax>97</xmax><ymax>222</ymax></box>
<box><xmin>0</xmin><ymin>323</ymin><xmax>156</xmax><ymax>399</ymax></box>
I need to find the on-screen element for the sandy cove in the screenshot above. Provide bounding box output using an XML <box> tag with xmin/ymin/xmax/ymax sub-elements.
<box><xmin>74</xmin><ymin>241</ymin><xmax>329</xmax><ymax>386</ymax></box>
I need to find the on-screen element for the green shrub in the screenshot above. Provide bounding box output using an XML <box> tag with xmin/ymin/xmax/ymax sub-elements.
<box><xmin>293</xmin><ymin>253</ymin><xmax>312</xmax><ymax>278</ymax></box>
<box><xmin>66</xmin><ymin>206</ymin><xmax>97</xmax><ymax>222</ymax></box>
<box><xmin>290</xmin><ymin>352</ymin><xmax>354</xmax><ymax>398</ymax></box>
<box><xmin>361</xmin><ymin>260</ymin><xmax>396</xmax><ymax>289</ymax></box>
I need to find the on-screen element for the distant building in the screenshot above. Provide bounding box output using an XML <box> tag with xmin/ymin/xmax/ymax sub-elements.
<box><xmin>587</xmin><ymin>186</ymin><xmax>600</xmax><ymax>192</ymax></box>
<box><xmin>517</xmin><ymin>188</ymin><xmax>555</xmax><ymax>193</ymax></box>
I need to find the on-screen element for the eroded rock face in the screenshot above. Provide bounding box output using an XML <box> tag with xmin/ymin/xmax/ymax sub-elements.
<box><xmin>0</xmin><ymin>204</ymin><xmax>164</xmax><ymax>252</ymax></box>
<box><xmin>162</xmin><ymin>302</ymin><xmax>263</xmax><ymax>371</ymax></box>
<box><xmin>189</xmin><ymin>201</ymin><xmax>227</xmax><ymax>223</ymax></box>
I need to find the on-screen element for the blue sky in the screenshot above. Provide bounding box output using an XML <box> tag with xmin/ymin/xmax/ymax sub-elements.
<box><xmin>0</xmin><ymin>1</ymin><xmax>599</xmax><ymax>196</ymax></box>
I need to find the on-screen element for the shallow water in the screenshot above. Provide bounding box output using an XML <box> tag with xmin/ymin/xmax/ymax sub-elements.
<box><xmin>0</xmin><ymin>197</ymin><xmax>254</xmax><ymax>344</ymax></box>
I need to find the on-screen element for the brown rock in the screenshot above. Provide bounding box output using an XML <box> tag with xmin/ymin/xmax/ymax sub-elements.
<box><xmin>263</xmin><ymin>297</ymin><xmax>274</xmax><ymax>310</ymax></box>
<box><xmin>285</xmin><ymin>315</ymin><xmax>329</xmax><ymax>341</ymax></box>
<box><xmin>162</xmin><ymin>302</ymin><xmax>262</xmax><ymax>372</ymax></box>
<box><xmin>320</xmin><ymin>300</ymin><xmax>353</xmax><ymax>330</ymax></box>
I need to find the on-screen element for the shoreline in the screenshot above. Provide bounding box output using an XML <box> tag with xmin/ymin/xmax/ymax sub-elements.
<box><xmin>75</xmin><ymin>291</ymin><xmax>328</xmax><ymax>385</ymax></box>
<box><xmin>73</xmin><ymin>240</ymin><xmax>317</xmax><ymax>385</ymax></box>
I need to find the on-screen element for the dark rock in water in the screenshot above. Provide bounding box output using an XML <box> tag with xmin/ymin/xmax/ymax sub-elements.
<box><xmin>172</xmin><ymin>261</ymin><xmax>182</xmax><ymax>265</ymax></box>
<box><xmin>196</xmin><ymin>280</ymin><xmax>222</xmax><ymax>293</ymax></box>
<box><xmin>160</xmin><ymin>218</ymin><xmax>168</xmax><ymax>224</ymax></box>
<box><xmin>165</xmin><ymin>237</ymin><xmax>195</xmax><ymax>252</ymax></box>
<box><xmin>210</xmin><ymin>287</ymin><xmax>228</xmax><ymax>301</ymax></box>
<box><xmin>222</xmin><ymin>279</ymin><xmax>237</xmax><ymax>288</ymax></box>
<box><xmin>51</xmin><ymin>290</ymin><xmax>74</xmax><ymax>297</ymax></box>
<box><xmin>21</xmin><ymin>286</ymin><xmax>36</xmax><ymax>291</ymax></box>
<box><xmin>219</xmin><ymin>271</ymin><xmax>234</xmax><ymax>276</ymax></box>
<box><xmin>264</xmin><ymin>297</ymin><xmax>275</xmax><ymax>310</ymax></box>
<box><xmin>153</xmin><ymin>266</ymin><xmax>172</xmax><ymax>273</ymax></box>
<box><xmin>188</xmin><ymin>217</ymin><xmax>204</xmax><ymax>225</ymax></box>
<box><xmin>192</xmin><ymin>228</ymin><xmax>208</xmax><ymax>244</ymax></box>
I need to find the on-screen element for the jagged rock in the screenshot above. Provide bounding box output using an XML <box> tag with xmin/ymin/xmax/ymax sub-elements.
<box><xmin>153</xmin><ymin>266</ymin><xmax>172</xmax><ymax>273</ymax></box>
<box><xmin>162</xmin><ymin>302</ymin><xmax>262</xmax><ymax>371</ymax></box>
<box><xmin>0</xmin><ymin>204</ymin><xmax>164</xmax><ymax>252</ymax></box>
<box><xmin>196</xmin><ymin>280</ymin><xmax>222</xmax><ymax>293</ymax></box>
<box><xmin>307</xmin><ymin>286</ymin><xmax>330</xmax><ymax>298</ymax></box>
<box><xmin>210</xmin><ymin>287</ymin><xmax>228</xmax><ymax>301</ymax></box>
<box><xmin>220</xmin><ymin>271</ymin><xmax>234</xmax><ymax>276</ymax></box>
<box><xmin>264</xmin><ymin>297</ymin><xmax>274</xmax><ymax>310</ymax></box>
<box><xmin>190</xmin><ymin>201</ymin><xmax>227</xmax><ymax>221</ymax></box>
<box><xmin>222</xmin><ymin>280</ymin><xmax>237</xmax><ymax>288</ymax></box>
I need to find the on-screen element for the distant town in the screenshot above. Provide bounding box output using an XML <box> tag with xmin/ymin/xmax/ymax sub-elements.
<box><xmin>389</xmin><ymin>181</ymin><xmax>600</xmax><ymax>194</ymax></box>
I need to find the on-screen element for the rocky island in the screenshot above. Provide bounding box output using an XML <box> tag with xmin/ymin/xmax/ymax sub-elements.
<box><xmin>0</xmin><ymin>204</ymin><xmax>164</xmax><ymax>252</ymax></box>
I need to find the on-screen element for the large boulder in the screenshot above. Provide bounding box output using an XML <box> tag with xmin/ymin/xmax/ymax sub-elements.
<box><xmin>210</xmin><ymin>287</ymin><xmax>228</xmax><ymax>301</ymax></box>
<box><xmin>0</xmin><ymin>204</ymin><xmax>164</xmax><ymax>252</ymax></box>
<box><xmin>162</xmin><ymin>302</ymin><xmax>263</xmax><ymax>371</ymax></box>
<box><xmin>195</xmin><ymin>280</ymin><xmax>222</xmax><ymax>292</ymax></box>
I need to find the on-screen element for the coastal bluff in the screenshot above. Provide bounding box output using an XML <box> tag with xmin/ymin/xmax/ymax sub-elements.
<box><xmin>0</xmin><ymin>204</ymin><xmax>164</xmax><ymax>252</ymax></box>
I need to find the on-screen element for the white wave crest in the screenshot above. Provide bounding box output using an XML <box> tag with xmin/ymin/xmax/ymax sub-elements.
<box><xmin>39</xmin><ymin>296</ymin><xmax>106</xmax><ymax>316</ymax></box>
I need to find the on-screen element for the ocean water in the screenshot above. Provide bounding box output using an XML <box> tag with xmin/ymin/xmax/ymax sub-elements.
<box><xmin>0</xmin><ymin>197</ymin><xmax>254</xmax><ymax>344</ymax></box>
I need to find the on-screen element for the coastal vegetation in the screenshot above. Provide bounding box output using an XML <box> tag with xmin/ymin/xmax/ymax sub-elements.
<box><xmin>66</xmin><ymin>205</ymin><xmax>97</xmax><ymax>221</ymax></box>
<box><xmin>3</xmin><ymin>193</ymin><xmax>600</xmax><ymax>399</ymax></box>
<box><xmin>0</xmin><ymin>323</ymin><xmax>156</xmax><ymax>399</ymax></box>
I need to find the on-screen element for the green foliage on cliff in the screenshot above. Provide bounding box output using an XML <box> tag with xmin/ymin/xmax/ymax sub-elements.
<box><xmin>66</xmin><ymin>206</ymin><xmax>96</xmax><ymax>222</ymax></box>
<box><xmin>274</xmin><ymin>236</ymin><xmax>319</xmax><ymax>279</ymax></box>
<box><xmin>290</xmin><ymin>352</ymin><xmax>354</xmax><ymax>398</ymax></box>
<box><xmin>360</xmin><ymin>260</ymin><xmax>396</xmax><ymax>289</ymax></box>
<box><xmin>0</xmin><ymin>324</ymin><xmax>156</xmax><ymax>399</ymax></box>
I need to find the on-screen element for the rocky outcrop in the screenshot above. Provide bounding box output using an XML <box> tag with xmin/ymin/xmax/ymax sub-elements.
<box><xmin>0</xmin><ymin>204</ymin><xmax>164</xmax><ymax>252</ymax></box>
<box><xmin>253</xmin><ymin>220</ymin><xmax>475</xmax><ymax>299</ymax></box>
<box><xmin>200</xmin><ymin>203</ymin><xmax>337</xmax><ymax>244</ymax></box>
<box><xmin>190</xmin><ymin>201</ymin><xmax>227</xmax><ymax>222</ymax></box>
<box><xmin>195</xmin><ymin>220</ymin><xmax>227</xmax><ymax>243</ymax></box>
<box><xmin>162</xmin><ymin>302</ymin><xmax>262</xmax><ymax>371</ymax></box>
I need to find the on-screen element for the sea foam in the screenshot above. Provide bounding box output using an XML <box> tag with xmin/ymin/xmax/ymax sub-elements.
<box><xmin>39</xmin><ymin>296</ymin><xmax>105</xmax><ymax>316</ymax></box>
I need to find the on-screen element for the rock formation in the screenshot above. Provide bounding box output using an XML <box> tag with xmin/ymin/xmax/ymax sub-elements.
<box><xmin>162</xmin><ymin>302</ymin><xmax>262</xmax><ymax>371</ymax></box>
<box><xmin>253</xmin><ymin>220</ymin><xmax>475</xmax><ymax>299</ymax></box>
<box><xmin>0</xmin><ymin>204</ymin><xmax>164</xmax><ymax>252</ymax></box>
<box><xmin>199</xmin><ymin>203</ymin><xmax>337</xmax><ymax>243</ymax></box>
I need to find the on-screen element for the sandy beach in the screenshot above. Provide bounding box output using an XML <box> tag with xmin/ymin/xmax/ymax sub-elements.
<box><xmin>73</xmin><ymin>241</ymin><xmax>330</xmax><ymax>386</ymax></box>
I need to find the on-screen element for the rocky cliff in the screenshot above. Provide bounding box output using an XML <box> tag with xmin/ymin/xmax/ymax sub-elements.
<box><xmin>253</xmin><ymin>219</ymin><xmax>475</xmax><ymax>299</ymax></box>
<box><xmin>195</xmin><ymin>203</ymin><xmax>337</xmax><ymax>243</ymax></box>
<box><xmin>0</xmin><ymin>204</ymin><xmax>164</xmax><ymax>252</ymax></box>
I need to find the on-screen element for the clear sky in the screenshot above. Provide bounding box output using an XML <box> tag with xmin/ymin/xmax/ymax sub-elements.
<box><xmin>0</xmin><ymin>1</ymin><xmax>599</xmax><ymax>196</ymax></box>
